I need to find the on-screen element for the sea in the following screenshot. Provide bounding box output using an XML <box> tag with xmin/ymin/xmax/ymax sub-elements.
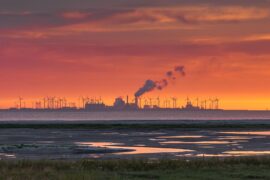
<box><xmin>0</xmin><ymin>110</ymin><xmax>270</xmax><ymax>122</ymax></box>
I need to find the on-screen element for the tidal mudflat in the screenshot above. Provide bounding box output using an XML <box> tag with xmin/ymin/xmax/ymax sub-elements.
<box><xmin>1</xmin><ymin>126</ymin><xmax>270</xmax><ymax>160</ymax></box>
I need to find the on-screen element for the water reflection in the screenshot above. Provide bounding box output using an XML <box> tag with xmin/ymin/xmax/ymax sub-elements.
<box><xmin>2</xmin><ymin>128</ymin><xmax>270</xmax><ymax>160</ymax></box>
<box><xmin>217</xmin><ymin>136</ymin><xmax>252</xmax><ymax>140</ymax></box>
<box><xmin>220</xmin><ymin>131</ymin><xmax>270</xmax><ymax>136</ymax></box>
<box><xmin>137</xmin><ymin>132</ymin><xmax>166</xmax><ymax>135</ymax></box>
<box><xmin>134</xmin><ymin>144</ymin><xmax>146</xmax><ymax>147</ymax></box>
<box><xmin>77</xmin><ymin>142</ymin><xmax>194</xmax><ymax>155</ymax></box>
<box><xmin>79</xmin><ymin>142</ymin><xmax>124</xmax><ymax>146</ymax></box>
<box><xmin>101</xmin><ymin>132</ymin><xmax>120</xmax><ymax>135</ymax></box>
<box><xmin>158</xmin><ymin>135</ymin><xmax>204</xmax><ymax>139</ymax></box>
<box><xmin>194</xmin><ymin>154</ymin><xmax>236</xmax><ymax>157</ymax></box>
<box><xmin>149</xmin><ymin>138</ymin><xmax>166</xmax><ymax>141</ymax></box>
<box><xmin>87</xmin><ymin>154</ymin><xmax>103</xmax><ymax>159</ymax></box>
<box><xmin>224</xmin><ymin>151</ymin><xmax>270</xmax><ymax>156</ymax></box>
<box><xmin>160</xmin><ymin>141</ymin><xmax>232</xmax><ymax>145</ymax></box>
<box><xmin>0</xmin><ymin>153</ymin><xmax>16</xmax><ymax>159</ymax></box>
<box><xmin>200</xmin><ymin>146</ymin><xmax>215</xmax><ymax>149</ymax></box>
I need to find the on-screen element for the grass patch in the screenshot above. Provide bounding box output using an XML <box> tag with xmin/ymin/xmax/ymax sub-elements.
<box><xmin>1</xmin><ymin>157</ymin><xmax>270</xmax><ymax>179</ymax></box>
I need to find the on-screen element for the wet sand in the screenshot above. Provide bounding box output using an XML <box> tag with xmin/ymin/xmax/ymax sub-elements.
<box><xmin>1</xmin><ymin>127</ymin><xmax>270</xmax><ymax>160</ymax></box>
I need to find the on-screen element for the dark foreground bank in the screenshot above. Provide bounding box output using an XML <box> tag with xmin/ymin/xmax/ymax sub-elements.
<box><xmin>1</xmin><ymin>121</ymin><xmax>270</xmax><ymax>129</ymax></box>
<box><xmin>1</xmin><ymin>157</ymin><xmax>270</xmax><ymax>180</ymax></box>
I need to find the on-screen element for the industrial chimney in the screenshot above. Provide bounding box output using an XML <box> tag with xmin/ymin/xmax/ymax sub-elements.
<box><xmin>126</xmin><ymin>96</ymin><xmax>129</xmax><ymax>105</ymax></box>
<box><xmin>135</xmin><ymin>97</ymin><xmax>138</xmax><ymax>107</ymax></box>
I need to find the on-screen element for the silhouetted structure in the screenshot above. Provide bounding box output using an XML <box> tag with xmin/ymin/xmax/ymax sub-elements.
<box><xmin>4</xmin><ymin>95</ymin><xmax>222</xmax><ymax>112</ymax></box>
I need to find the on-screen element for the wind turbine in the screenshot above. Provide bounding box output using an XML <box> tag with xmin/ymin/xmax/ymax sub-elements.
<box><xmin>18</xmin><ymin>97</ymin><xmax>23</xmax><ymax>109</ymax></box>
<box><xmin>196</xmin><ymin>97</ymin><xmax>199</xmax><ymax>108</ymax></box>
<box><xmin>156</xmin><ymin>97</ymin><xmax>160</xmax><ymax>108</ymax></box>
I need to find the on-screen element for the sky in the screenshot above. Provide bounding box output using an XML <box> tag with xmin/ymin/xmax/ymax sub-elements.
<box><xmin>1</xmin><ymin>0</ymin><xmax>270</xmax><ymax>110</ymax></box>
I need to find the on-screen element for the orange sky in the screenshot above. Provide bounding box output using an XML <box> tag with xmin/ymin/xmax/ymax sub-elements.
<box><xmin>1</xmin><ymin>1</ymin><xmax>270</xmax><ymax>110</ymax></box>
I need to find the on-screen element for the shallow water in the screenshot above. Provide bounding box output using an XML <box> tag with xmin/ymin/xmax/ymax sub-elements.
<box><xmin>220</xmin><ymin>131</ymin><xmax>270</xmax><ymax>136</ymax></box>
<box><xmin>78</xmin><ymin>142</ymin><xmax>193</xmax><ymax>155</ymax></box>
<box><xmin>1</xmin><ymin>129</ymin><xmax>270</xmax><ymax>160</ymax></box>
<box><xmin>1</xmin><ymin>110</ymin><xmax>270</xmax><ymax>121</ymax></box>
<box><xmin>157</xmin><ymin>135</ymin><xmax>204</xmax><ymax>139</ymax></box>
<box><xmin>160</xmin><ymin>140</ymin><xmax>233</xmax><ymax>145</ymax></box>
<box><xmin>223</xmin><ymin>151</ymin><xmax>270</xmax><ymax>156</ymax></box>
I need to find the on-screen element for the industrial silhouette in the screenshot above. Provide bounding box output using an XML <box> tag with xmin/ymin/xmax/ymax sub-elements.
<box><xmin>6</xmin><ymin>66</ymin><xmax>221</xmax><ymax>111</ymax></box>
<box><xmin>7</xmin><ymin>95</ymin><xmax>221</xmax><ymax>112</ymax></box>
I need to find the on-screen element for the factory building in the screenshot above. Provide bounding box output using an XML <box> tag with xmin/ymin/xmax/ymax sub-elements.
<box><xmin>85</xmin><ymin>96</ymin><xmax>139</xmax><ymax>111</ymax></box>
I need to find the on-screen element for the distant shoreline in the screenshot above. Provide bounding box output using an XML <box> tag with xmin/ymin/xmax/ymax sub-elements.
<box><xmin>1</xmin><ymin>110</ymin><xmax>270</xmax><ymax>122</ymax></box>
<box><xmin>0</xmin><ymin>108</ymin><xmax>227</xmax><ymax>112</ymax></box>
<box><xmin>1</xmin><ymin>119</ymin><xmax>270</xmax><ymax>129</ymax></box>
<box><xmin>1</xmin><ymin>108</ymin><xmax>270</xmax><ymax>111</ymax></box>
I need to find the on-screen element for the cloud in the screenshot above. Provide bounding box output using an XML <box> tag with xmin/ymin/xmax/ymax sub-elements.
<box><xmin>132</xmin><ymin>6</ymin><xmax>270</xmax><ymax>24</ymax></box>
<box><xmin>224</xmin><ymin>40</ymin><xmax>270</xmax><ymax>55</ymax></box>
<box><xmin>0</xmin><ymin>5</ymin><xmax>269</xmax><ymax>32</ymax></box>
<box><xmin>61</xmin><ymin>11</ymin><xmax>91</xmax><ymax>19</ymax></box>
<box><xmin>3</xmin><ymin>36</ymin><xmax>270</xmax><ymax>60</ymax></box>
<box><xmin>0</xmin><ymin>8</ymin><xmax>134</xmax><ymax>30</ymax></box>
<box><xmin>0</xmin><ymin>1</ymin><xmax>269</xmax><ymax>35</ymax></box>
<box><xmin>0</xmin><ymin>0</ymin><xmax>269</xmax><ymax>12</ymax></box>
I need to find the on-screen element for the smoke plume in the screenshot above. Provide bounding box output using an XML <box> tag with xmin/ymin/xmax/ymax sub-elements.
<box><xmin>174</xmin><ymin>66</ymin><xmax>186</xmax><ymax>76</ymax></box>
<box><xmin>135</xmin><ymin>80</ymin><xmax>156</xmax><ymax>97</ymax></box>
<box><xmin>135</xmin><ymin>65</ymin><xmax>186</xmax><ymax>97</ymax></box>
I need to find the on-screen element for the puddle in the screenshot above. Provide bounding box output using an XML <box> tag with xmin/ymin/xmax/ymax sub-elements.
<box><xmin>175</xmin><ymin>153</ymin><xmax>235</xmax><ymax>157</ymax></box>
<box><xmin>0</xmin><ymin>153</ymin><xmax>16</xmax><ymax>159</ymax></box>
<box><xmin>224</xmin><ymin>151</ymin><xmax>270</xmax><ymax>156</ymax></box>
<box><xmin>37</xmin><ymin>141</ymin><xmax>55</xmax><ymax>144</ymax></box>
<box><xmin>158</xmin><ymin>136</ymin><xmax>204</xmax><ymax>139</ymax></box>
<box><xmin>134</xmin><ymin>144</ymin><xmax>146</xmax><ymax>147</ymax></box>
<box><xmin>118</xmin><ymin>147</ymin><xmax>193</xmax><ymax>155</ymax></box>
<box><xmin>79</xmin><ymin>142</ymin><xmax>124</xmax><ymax>146</ymax></box>
<box><xmin>101</xmin><ymin>132</ymin><xmax>120</xmax><ymax>135</ymax></box>
<box><xmin>194</xmin><ymin>154</ymin><xmax>237</xmax><ymax>157</ymax></box>
<box><xmin>217</xmin><ymin>136</ymin><xmax>253</xmax><ymax>140</ymax></box>
<box><xmin>200</xmin><ymin>146</ymin><xmax>215</xmax><ymax>149</ymax></box>
<box><xmin>220</xmin><ymin>131</ymin><xmax>270</xmax><ymax>136</ymax></box>
<box><xmin>176</xmin><ymin>153</ymin><xmax>258</xmax><ymax>157</ymax></box>
<box><xmin>149</xmin><ymin>138</ymin><xmax>166</xmax><ymax>141</ymax></box>
<box><xmin>160</xmin><ymin>141</ymin><xmax>232</xmax><ymax>145</ymax></box>
<box><xmin>87</xmin><ymin>154</ymin><xmax>103</xmax><ymax>159</ymax></box>
<box><xmin>137</xmin><ymin>132</ymin><xmax>166</xmax><ymax>135</ymax></box>
<box><xmin>77</xmin><ymin>142</ymin><xmax>194</xmax><ymax>155</ymax></box>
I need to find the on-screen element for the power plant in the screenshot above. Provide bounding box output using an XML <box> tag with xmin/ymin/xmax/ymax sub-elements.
<box><xmin>2</xmin><ymin>65</ymin><xmax>222</xmax><ymax>111</ymax></box>
<box><xmin>4</xmin><ymin>95</ymin><xmax>221</xmax><ymax>112</ymax></box>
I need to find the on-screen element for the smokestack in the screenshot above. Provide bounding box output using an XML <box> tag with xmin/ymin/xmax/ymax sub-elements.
<box><xmin>135</xmin><ymin>97</ymin><xmax>138</xmax><ymax>107</ymax></box>
<box><xmin>126</xmin><ymin>95</ymin><xmax>129</xmax><ymax>105</ymax></box>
